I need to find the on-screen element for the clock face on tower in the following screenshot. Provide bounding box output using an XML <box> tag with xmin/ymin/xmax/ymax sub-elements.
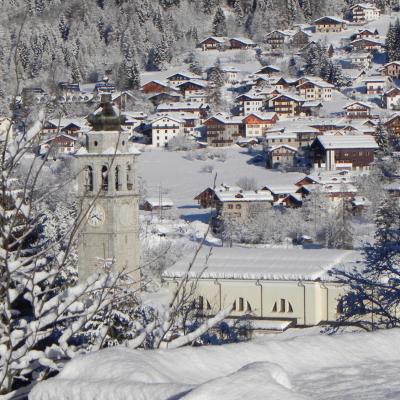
<box><xmin>87</xmin><ymin>205</ymin><xmax>106</xmax><ymax>227</ymax></box>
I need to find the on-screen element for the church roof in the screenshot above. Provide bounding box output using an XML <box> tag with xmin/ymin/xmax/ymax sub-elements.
<box><xmin>163</xmin><ymin>247</ymin><xmax>360</xmax><ymax>282</ymax></box>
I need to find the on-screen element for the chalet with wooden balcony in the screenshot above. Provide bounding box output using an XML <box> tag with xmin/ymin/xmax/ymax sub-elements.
<box><xmin>311</xmin><ymin>135</ymin><xmax>378</xmax><ymax>171</ymax></box>
<box><xmin>384</xmin><ymin>114</ymin><xmax>400</xmax><ymax>135</ymax></box>
<box><xmin>205</xmin><ymin>115</ymin><xmax>244</xmax><ymax>147</ymax></box>
<box><xmin>348</xmin><ymin>3</ymin><xmax>380</xmax><ymax>23</ymax></box>
<box><xmin>313</xmin><ymin>16</ymin><xmax>347</xmax><ymax>33</ymax></box>
<box><xmin>343</xmin><ymin>101</ymin><xmax>372</xmax><ymax>119</ymax></box>
<box><xmin>229</xmin><ymin>37</ymin><xmax>257</xmax><ymax>49</ymax></box>
<box><xmin>265</xmin><ymin>144</ymin><xmax>298</xmax><ymax>169</ymax></box>
<box><xmin>176</xmin><ymin>80</ymin><xmax>208</xmax><ymax>97</ymax></box>
<box><xmin>141</xmin><ymin>80</ymin><xmax>174</xmax><ymax>94</ymax></box>
<box><xmin>198</xmin><ymin>36</ymin><xmax>227</xmax><ymax>51</ymax></box>
<box><xmin>242</xmin><ymin>112</ymin><xmax>278</xmax><ymax>138</ymax></box>
<box><xmin>382</xmin><ymin>88</ymin><xmax>400</xmax><ymax>110</ymax></box>
<box><xmin>296</xmin><ymin>78</ymin><xmax>334</xmax><ymax>101</ymax></box>
<box><xmin>235</xmin><ymin>93</ymin><xmax>264</xmax><ymax>115</ymax></box>
<box><xmin>383</xmin><ymin>61</ymin><xmax>400</xmax><ymax>79</ymax></box>
<box><xmin>255</xmin><ymin>65</ymin><xmax>281</xmax><ymax>76</ymax></box>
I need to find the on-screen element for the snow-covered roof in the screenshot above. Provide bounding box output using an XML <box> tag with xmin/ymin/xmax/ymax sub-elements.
<box><xmin>267</xmin><ymin>144</ymin><xmax>298</xmax><ymax>153</ymax></box>
<box><xmin>350</xmin><ymin>2</ymin><xmax>379</xmax><ymax>10</ymax></box>
<box><xmin>156</xmin><ymin>102</ymin><xmax>209</xmax><ymax>111</ymax></box>
<box><xmin>384</xmin><ymin>61</ymin><xmax>400</xmax><ymax>67</ymax></box>
<box><xmin>316</xmin><ymin>134</ymin><xmax>378</xmax><ymax>150</ymax></box>
<box><xmin>144</xmin><ymin>198</ymin><xmax>174</xmax><ymax>207</ymax></box>
<box><xmin>352</xmin><ymin>196</ymin><xmax>371</xmax><ymax>207</ymax></box>
<box><xmin>261</xmin><ymin>184</ymin><xmax>298</xmax><ymax>195</ymax></box>
<box><xmin>230</xmin><ymin>37</ymin><xmax>256</xmax><ymax>45</ymax></box>
<box><xmin>313</xmin><ymin>16</ymin><xmax>347</xmax><ymax>24</ymax></box>
<box><xmin>199</xmin><ymin>36</ymin><xmax>227</xmax><ymax>44</ymax></box>
<box><xmin>343</xmin><ymin>101</ymin><xmax>372</xmax><ymax>110</ymax></box>
<box><xmin>265</xmin><ymin>132</ymin><xmax>297</xmax><ymax>140</ymax></box>
<box><xmin>243</xmin><ymin>112</ymin><xmax>277</xmax><ymax>121</ymax></box>
<box><xmin>163</xmin><ymin>247</ymin><xmax>360</xmax><ymax>281</ymax></box>
<box><xmin>177</xmin><ymin>79</ymin><xmax>208</xmax><ymax>88</ymax></box>
<box><xmin>215</xmin><ymin>190</ymin><xmax>273</xmax><ymax>203</ymax></box>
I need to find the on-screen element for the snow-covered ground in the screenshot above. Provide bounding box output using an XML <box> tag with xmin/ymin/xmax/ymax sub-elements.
<box><xmin>30</xmin><ymin>328</ymin><xmax>400</xmax><ymax>400</ymax></box>
<box><xmin>137</xmin><ymin>146</ymin><xmax>304</xmax><ymax>218</ymax></box>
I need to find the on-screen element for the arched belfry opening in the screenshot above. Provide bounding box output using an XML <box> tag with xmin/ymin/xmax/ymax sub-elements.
<box><xmin>85</xmin><ymin>166</ymin><xmax>94</xmax><ymax>192</ymax></box>
<box><xmin>101</xmin><ymin>166</ymin><xmax>108</xmax><ymax>191</ymax></box>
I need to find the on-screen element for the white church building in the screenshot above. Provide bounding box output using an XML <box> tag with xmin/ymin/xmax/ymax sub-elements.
<box><xmin>163</xmin><ymin>247</ymin><xmax>360</xmax><ymax>330</ymax></box>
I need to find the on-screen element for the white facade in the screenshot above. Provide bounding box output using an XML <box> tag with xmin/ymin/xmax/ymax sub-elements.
<box><xmin>151</xmin><ymin>115</ymin><xmax>184</xmax><ymax>147</ymax></box>
<box><xmin>164</xmin><ymin>247</ymin><xmax>359</xmax><ymax>328</ymax></box>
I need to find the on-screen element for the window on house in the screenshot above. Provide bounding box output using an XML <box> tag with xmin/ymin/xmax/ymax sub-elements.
<box><xmin>272</xmin><ymin>299</ymin><xmax>294</xmax><ymax>313</ymax></box>
<box><xmin>236</xmin><ymin>204</ymin><xmax>241</xmax><ymax>209</ymax></box>
<box><xmin>228</xmin><ymin>204</ymin><xmax>233</xmax><ymax>209</ymax></box>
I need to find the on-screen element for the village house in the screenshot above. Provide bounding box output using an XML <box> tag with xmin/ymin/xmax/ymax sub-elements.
<box><xmin>343</xmin><ymin>101</ymin><xmax>372</xmax><ymax>119</ymax></box>
<box><xmin>299</xmin><ymin>182</ymin><xmax>358</xmax><ymax>205</ymax></box>
<box><xmin>176</xmin><ymin>80</ymin><xmax>208</xmax><ymax>98</ymax></box>
<box><xmin>198</xmin><ymin>36</ymin><xmax>227</xmax><ymax>51</ymax></box>
<box><xmin>265</xmin><ymin>30</ymin><xmax>293</xmax><ymax>53</ymax></box>
<box><xmin>148</xmin><ymin>92</ymin><xmax>182</xmax><ymax>106</ymax></box>
<box><xmin>382</xmin><ymin>87</ymin><xmax>400</xmax><ymax>110</ymax></box>
<box><xmin>264</xmin><ymin>131</ymin><xmax>299</xmax><ymax>148</ymax></box>
<box><xmin>142</xmin><ymin>198</ymin><xmax>174</xmax><ymax>211</ymax></box>
<box><xmin>348</xmin><ymin>3</ymin><xmax>380</xmax><ymax>23</ymax></box>
<box><xmin>290</xmin><ymin>127</ymin><xmax>321</xmax><ymax>148</ymax></box>
<box><xmin>242</xmin><ymin>112</ymin><xmax>279</xmax><ymax>138</ymax></box>
<box><xmin>255</xmin><ymin>65</ymin><xmax>281</xmax><ymax>76</ymax></box>
<box><xmin>349</xmin><ymin>52</ymin><xmax>373</xmax><ymax>69</ymax></box>
<box><xmin>270</xmin><ymin>93</ymin><xmax>312</xmax><ymax>117</ymax></box>
<box><xmin>363</xmin><ymin>77</ymin><xmax>387</xmax><ymax>95</ymax></box>
<box><xmin>141</xmin><ymin>80</ymin><xmax>174</xmax><ymax>94</ymax></box>
<box><xmin>166</xmin><ymin>72</ymin><xmax>201</xmax><ymax>86</ymax></box>
<box><xmin>213</xmin><ymin>188</ymin><xmax>274</xmax><ymax>226</ymax></box>
<box><xmin>156</xmin><ymin>102</ymin><xmax>210</xmax><ymax>120</ymax></box>
<box><xmin>311</xmin><ymin>134</ymin><xmax>378</xmax><ymax>171</ymax></box>
<box><xmin>384</xmin><ymin>113</ymin><xmax>400</xmax><ymax>135</ymax></box>
<box><xmin>39</xmin><ymin>134</ymin><xmax>78</xmax><ymax>157</ymax></box>
<box><xmin>350</xmin><ymin>38</ymin><xmax>384</xmax><ymax>52</ymax></box>
<box><xmin>383</xmin><ymin>61</ymin><xmax>400</xmax><ymax>79</ymax></box>
<box><xmin>229</xmin><ymin>37</ymin><xmax>257</xmax><ymax>50</ymax></box>
<box><xmin>313</xmin><ymin>16</ymin><xmax>347</xmax><ymax>33</ymax></box>
<box><xmin>291</xmin><ymin>29</ymin><xmax>311</xmax><ymax>48</ymax></box>
<box><xmin>265</xmin><ymin>144</ymin><xmax>298</xmax><ymax>169</ymax></box>
<box><xmin>194</xmin><ymin>184</ymin><xmax>242</xmax><ymax>209</ymax></box>
<box><xmin>352</xmin><ymin>28</ymin><xmax>379</xmax><ymax>40</ymax></box>
<box><xmin>219</xmin><ymin>66</ymin><xmax>240</xmax><ymax>83</ymax></box>
<box><xmin>150</xmin><ymin>115</ymin><xmax>184</xmax><ymax>147</ymax></box>
<box><xmin>235</xmin><ymin>93</ymin><xmax>265</xmax><ymax>115</ymax></box>
<box><xmin>163</xmin><ymin>247</ymin><xmax>359</xmax><ymax>328</ymax></box>
<box><xmin>205</xmin><ymin>115</ymin><xmax>244</xmax><ymax>147</ymax></box>
<box><xmin>296</xmin><ymin>78</ymin><xmax>334</xmax><ymax>101</ymax></box>
<box><xmin>260</xmin><ymin>183</ymin><xmax>299</xmax><ymax>203</ymax></box>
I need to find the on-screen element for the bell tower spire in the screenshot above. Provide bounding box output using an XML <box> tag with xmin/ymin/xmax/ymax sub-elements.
<box><xmin>77</xmin><ymin>94</ymin><xmax>140</xmax><ymax>284</ymax></box>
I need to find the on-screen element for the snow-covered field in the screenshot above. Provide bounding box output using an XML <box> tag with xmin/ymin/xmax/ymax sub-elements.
<box><xmin>30</xmin><ymin>328</ymin><xmax>400</xmax><ymax>400</ymax></box>
<box><xmin>137</xmin><ymin>146</ymin><xmax>304</xmax><ymax>218</ymax></box>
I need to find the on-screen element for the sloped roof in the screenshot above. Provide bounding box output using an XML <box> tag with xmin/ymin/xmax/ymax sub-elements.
<box><xmin>316</xmin><ymin>134</ymin><xmax>378</xmax><ymax>150</ymax></box>
<box><xmin>163</xmin><ymin>247</ymin><xmax>360</xmax><ymax>281</ymax></box>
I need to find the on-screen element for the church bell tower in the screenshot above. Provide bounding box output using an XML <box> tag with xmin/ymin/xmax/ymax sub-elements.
<box><xmin>77</xmin><ymin>94</ymin><xmax>140</xmax><ymax>284</ymax></box>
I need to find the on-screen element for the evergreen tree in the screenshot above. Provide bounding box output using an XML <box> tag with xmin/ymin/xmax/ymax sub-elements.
<box><xmin>332</xmin><ymin>197</ymin><xmax>400</xmax><ymax>331</ymax></box>
<box><xmin>233</xmin><ymin>0</ymin><xmax>245</xmax><ymax>26</ymax></box>
<box><xmin>206</xmin><ymin>58</ymin><xmax>225</xmax><ymax>109</ymax></box>
<box><xmin>58</xmin><ymin>14</ymin><xmax>70</xmax><ymax>42</ymax></box>
<box><xmin>185</xmin><ymin>51</ymin><xmax>203</xmax><ymax>76</ymax></box>
<box><xmin>212</xmin><ymin>6</ymin><xmax>227</xmax><ymax>36</ymax></box>
<box><xmin>203</xmin><ymin>0</ymin><xmax>219</xmax><ymax>14</ymax></box>
<box><xmin>300</xmin><ymin>0</ymin><xmax>312</xmax><ymax>20</ymax></box>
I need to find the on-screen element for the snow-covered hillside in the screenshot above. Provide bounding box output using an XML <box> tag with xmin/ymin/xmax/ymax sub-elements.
<box><xmin>30</xmin><ymin>328</ymin><xmax>400</xmax><ymax>400</ymax></box>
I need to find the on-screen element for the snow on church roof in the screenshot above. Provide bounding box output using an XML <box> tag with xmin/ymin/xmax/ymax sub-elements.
<box><xmin>163</xmin><ymin>247</ymin><xmax>360</xmax><ymax>282</ymax></box>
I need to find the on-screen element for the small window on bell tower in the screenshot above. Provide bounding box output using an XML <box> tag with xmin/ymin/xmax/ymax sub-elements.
<box><xmin>101</xmin><ymin>166</ymin><xmax>108</xmax><ymax>191</ymax></box>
